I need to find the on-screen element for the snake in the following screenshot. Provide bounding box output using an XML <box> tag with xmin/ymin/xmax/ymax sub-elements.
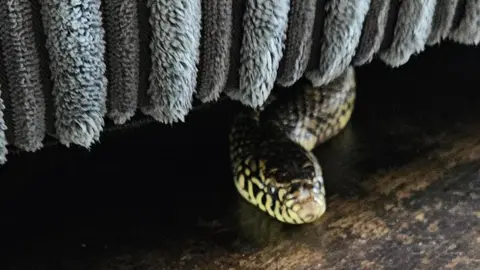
<box><xmin>229</xmin><ymin>67</ymin><xmax>356</xmax><ymax>225</ymax></box>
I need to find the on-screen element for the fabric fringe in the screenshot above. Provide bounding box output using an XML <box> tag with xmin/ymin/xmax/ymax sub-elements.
<box><xmin>103</xmin><ymin>0</ymin><xmax>140</xmax><ymax>125</ymax></box>
<box><xmin>224</xmin><ymin>0</ymin><xmax>246</xmax><ymax>95</ymax></box>
<box><xmin>428</xmin><ymin>0</ymin><xmax>460</xmax><ymax>45</ymax></box>
<box><xmin>379</xmin><ymin>0</ymin><xmax>437</xmax><ymax>67</ymax></box>
<box><xmin>0</xmin><ymin>81</ymin><xmax>7</xmax><ymax>164</ymax></box>
<box><xmin>1</xmin><ymin>0</ymin><xmax>480</xmax><ymax>164</ymax></box>
<box><xmin>39</xmin><ymin>0</ymin><xmax>107</xmax><ymax>148</ymax></box>
<box><xmin>0</xmin><ymin>0</ymin><xmax>46</xmax><ymax>151</ymax></box>
<box><xmin>142</xmin><ymin>0</ymin><xmax>202</xmax><ymax>124</ymax></box>
<box><xmin>306</xmin><ymin>0</ymin><xmax>370</xmax><ymax>87</ymax></box>
<box><xmin>0</xmin><ymin>52</ymin><xmax>12</xmax><ymax>146</ymax></box>
<box><xmin>448</xmin><ymin>0</ymin><xmax>480</xmax><ymax>45</ymax></box>
<box><xmin>230</xmin><ymin>0</ymin><xmax>290</xmax><ymax>108</ymax></box>
<box><xmin>196</xmin><ymin>0</ymin><xmax>233</xmax><ymax>103</ymax></box>
<box><xmin>136</xmin><ymin>1</ymin><xmax>152</xmax><ymax>110</ymax></box>
<box><xmin>276</xmin><ymin>0</ymin><xmax>318</xmax><ymax>87</ymax></box>
<box><xmin>353</xmin><ymin>0</ymin><xmax>391</xmax><ymax>66</ymax></box>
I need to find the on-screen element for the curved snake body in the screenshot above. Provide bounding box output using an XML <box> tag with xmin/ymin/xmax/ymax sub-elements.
<box><xmin>229</xmin><ymin>67</ymin><xmax>356</xmax><ymax>224</ymax></box>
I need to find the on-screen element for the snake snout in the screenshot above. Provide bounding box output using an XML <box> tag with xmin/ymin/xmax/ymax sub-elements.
<box><xmin>290</xmin><ymin>182</ymin><xmax>326</xmax><ymax>223</ymax></box>
<box><xmin>297</xmin><ymin>198</ymin><xmax>326</xmax><ymax>223</ymax></box>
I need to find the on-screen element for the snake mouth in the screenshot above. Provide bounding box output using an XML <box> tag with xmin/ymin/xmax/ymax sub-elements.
<box><xmin>280</xmin><ymin>178</ymin><xmax>326</xmax><ymax>224</ymax></box>
<box><xmin>287</xmin><ymin>186</ymin><xmax>326</xmax><ymax>224</ymax></box>
<box><xmin>294</xmin><ymin>194</ymin><xmax>326</xmax><ymax>223</ymax></box>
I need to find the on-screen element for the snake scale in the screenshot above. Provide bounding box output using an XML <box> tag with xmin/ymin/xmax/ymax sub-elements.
<box><xmin>229</xmin><ymin>67</ymin><xmax>356</xmax><ymax>224</ymax></box>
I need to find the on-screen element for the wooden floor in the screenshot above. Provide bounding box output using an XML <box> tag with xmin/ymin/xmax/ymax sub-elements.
<box><xmin>1</xmin><ymin>43</ymin><xmax>480</xmax><ymax>269</ymax></box>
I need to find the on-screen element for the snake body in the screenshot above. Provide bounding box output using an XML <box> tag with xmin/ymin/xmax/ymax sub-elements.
<box><xmin>229</xmin><ymin>67</ymin><xmax>356</xmax><ymax>224</ymax></box>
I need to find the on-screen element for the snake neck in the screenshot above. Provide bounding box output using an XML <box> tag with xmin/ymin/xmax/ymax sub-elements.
<box><xmin>259</xmin><ymin>67</ymin><xmax>357</xmax><ymax>151</ymax></box>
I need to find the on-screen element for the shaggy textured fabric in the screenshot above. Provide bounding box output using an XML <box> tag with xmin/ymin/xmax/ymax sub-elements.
<box><xmin>0</xmin><ymin>54</ymin><xmax>11</xmax><ymax>145</ymax></box>
<box><xmin>428</xmin><ymin>0</ymin><xmax>460</xmax><ymax>45</ymax></box>
<box><xmin>306</xmin><ymin>0</ymin><xmax>327</xmax><ymax>72</ymax></box>
<box><xmin>142</xmin><ymin>0</ymin><xmax>202</xmax><ymax>123</ymax></box>
<box><xmin>0</xmin><ymin>81</ymin><xmax>7</xmax><ymax>164</ymax></box>
<box><xmin>30</xmin><ymin>0</ymin><xmax>56</xmax><ymax>139</ymax></box>
<box><xmin>224</xmin><ymin>0</ymin><xmax>246</xmax><ymax>94</ymax></box>
<box><xmin>276</xmin><ymin>0</ymin><xmax>318</xmax><ymax>87</ymax></box>
<box><xmin>39</xmin><ymin>0</ymin><xmax>107</xmax><ymax>148</ymax></box>
<box><xmin>103</xmin><ymin>0</ymin><xmax>140</xmax><ymax>125</ymax></box>
<box><xmin>1</xmin><ymin>1</ymin><xmax>480</xmax><ymax>164</ymax></box>
<box><xmin>448</xmin><ymin>0</ymin><xmax>480</xmax><ymax>45</ymax></box>
<box><xmin>196</xmin><ymin>0</ymin><xmax>232</xmax><ymax>103</ymax></box>
<box><xmin>0</xmin><ymin>1</ymin><xmax>46</xmax><ymax>151</ymax></box>
<box><xmin>306</xmin><ymin>0</ymin><xmax>370</xmax><ymax>87</ymax></box>
<box><xmin>379</xmin><ymin>0</ymin><xmax>437</xmax><ymax>67</ymax></box>
<box><xmin>230</xmin><ymin>0</ymin><xmax>290</xmax><ymax>108</ymax></box>
<box><xmin>353</xmin><ymin>0</ymin><xmax>391</xmax><ymax>66</ymax></box>
<box><xmin>136</xmin><ymin>1</ymin><xmax>153</xmax><ymax>110</ymax></box>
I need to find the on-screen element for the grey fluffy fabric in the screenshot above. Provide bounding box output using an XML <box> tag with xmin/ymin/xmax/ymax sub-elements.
<box><xmin>379</xmin><ymin>0</ymin><xmax>437</xmax><ymax>67</ymax></box>
<box><xmin>353</xmin><ymin>0</ymin><xmax>391</xmax><ymax>66</ymax></box>
<box><xmin>0</xmin><ymin>0</ymin><xmax>46</xmax><ymax>151</ymax></box>
<box><xmin>230</xmin><ymin>0</ymin><xmax>290</xmax><ymax>108</ymax></box>
<box><xmin>196</xmin><ymin>0</ymin><xmax>232</xmax><ymax>103</ymax></box>
<box><xmin>0</xmin><ymin>81</ymin><xmax>7</xmax><ymax>164</ymax></box>
<box><xmin>276</xmin><ymin>0</ymin><xmax>318</xmax><ymax>87</ymax></box>
<box><xmin>2</xmin><ymin>0</ymin><xmax>480</xmax><ymax>165</ymax></box>
<box><xmin>40</xmin><ymin>0</ymin><xmax>107</xmax><ymax>148</ymax></box>
<box><xmin>306</xmin><ymin>0</ymin><xmax>370</xmax><ymax>87</ymax></box>
<box><xmin>224</xmin><ymin>0</ymin><xmax>245</xmax><ymax>93</ymax></box>
<box><xmin>0</xmin><ymin>54</ymin><xmax>10</xmax><ymax>145</ymax></box>
<box><xmin>428</xmin><ymin>0</ymin><xmax>460</xmax><ymax>45</ymax></box>
<box><xmin>142</xmin><ymin>0</ymin><xmax>201</xmax><ymax>123</ymax></box>
<box><xmin>136</xmin><ymin>1</ymin><xmax>153</xmax><ymax>109</ymax></box>
<box><xmin>448</xmin><ymin>0</ymin><xmax>480</xmax><ymax>45</ymax></box>
<box><xmin>103</xmin><ymin>0</ymin><xmax>140</xmax><ymax>125</ymax></box>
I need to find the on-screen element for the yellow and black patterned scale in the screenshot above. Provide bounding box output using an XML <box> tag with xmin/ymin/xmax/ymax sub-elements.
<box><xmin>229</xmin><ymin>67</ymin><xmax>356</xmax><ymax>224</ymax></box>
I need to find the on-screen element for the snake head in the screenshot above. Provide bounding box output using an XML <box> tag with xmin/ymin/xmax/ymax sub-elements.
<box><xmin>263</xmin><ymin>150</ymin><xmax>327</xmax><ymax>224</ymax></box>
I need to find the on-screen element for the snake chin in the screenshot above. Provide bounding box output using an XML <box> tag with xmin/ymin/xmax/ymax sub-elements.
<box><xmin>292</xmin><ymin>193</ymin><xmax>326</xmax><ymax>224</ymax></box>
<box><xmin>283</xmin><ymin>179</ymin><xmax>326</xmax><ymax>224</ymax></box>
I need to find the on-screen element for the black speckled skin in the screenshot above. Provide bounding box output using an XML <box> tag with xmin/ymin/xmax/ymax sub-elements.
<box><xmin>260</xmin><ymin>67</ymin><xmax>356</xmax><ymax>150</ymax></box>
